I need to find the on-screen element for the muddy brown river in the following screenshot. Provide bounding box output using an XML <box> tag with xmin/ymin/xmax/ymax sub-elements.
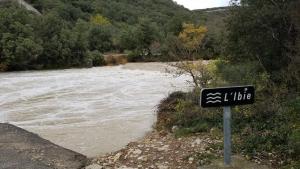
<box><xmin>0</xmin><ymin>63</ymin><xmax>190</xmax><ymax>157</ymax></box>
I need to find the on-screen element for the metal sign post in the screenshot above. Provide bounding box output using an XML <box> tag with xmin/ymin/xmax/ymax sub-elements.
<box><xmin>223</xmin><ymin>106</ymin><xmax>231</xmax><ymax>166</ymax></box>
<box><xmin>200</xmin><ymin>86</ymin><xmax>255</xmax><ymax>166</ymax></box>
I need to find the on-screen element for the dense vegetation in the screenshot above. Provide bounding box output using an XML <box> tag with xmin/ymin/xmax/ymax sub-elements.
<box><xmin>0</xmin><ymin>0</ymin><xmax>195</xmax><ymax>71</ymax></box>
<box><xmin>157</xmin><ymin>0</ymin><xmax>300</xmax><ymax>168</ymax></box>
<box><xmin>0</xmin><ymin>0</ymin><xmax>228</xmax><ymax>71</ymax></box>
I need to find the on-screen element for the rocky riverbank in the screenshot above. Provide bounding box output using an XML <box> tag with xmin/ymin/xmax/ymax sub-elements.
<box><xmin>88</xmin><ymin>131</ymin><xmax>220</xmax><ymax>169</ymax></box>
<box><xmin>87</xmin><ymin>131</ymin><xmax>270</xmax><ymax>169</ymax></box>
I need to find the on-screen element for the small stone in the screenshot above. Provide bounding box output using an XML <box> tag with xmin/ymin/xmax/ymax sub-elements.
<box><xmin>172</xmin><ymin>126</ymin><xmax>179</xmax><ymax>133</ymax></box>
<box><xmin>188</xmin><ymin>157</ymin><xmax>194</xmax><ymax>164</ymax></box>
<box><xmin>157</xmin><ymin>164</ymin><xmax>169</xmax><ymax>169</ymax></box>
<box><xmin>85</xmin><ymin>164</ymin><xmax>103</xmax><ymax>169</ymax></box>
<box><xmin>133</xmin><ymin>149</ymin><xmax>142</xmax><ymax>155</ymax></box>
<box><xmin>158</xmin><ymin>145</ymin><xmax>169</xmax><ymax>151</ymax></box>
<box><xmin>113</xmin><ymin>152</ymin><xmax>122</xmax><ymax>162</ymax></box>
<box><xmin>137</xmin><ymin>156</ymin><xmax>148</xmax><ymax>162</ymax></box>
<box><xmin>194</xmin><ymin>138</ymin><xmax>201</xmax><ymax>145</ymax></box>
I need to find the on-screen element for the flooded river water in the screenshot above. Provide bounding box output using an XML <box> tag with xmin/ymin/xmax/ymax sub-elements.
<box><xmin>0</xmin><ymin>63</ymin><xmax>190</xmax><ymax>157</ymax></box>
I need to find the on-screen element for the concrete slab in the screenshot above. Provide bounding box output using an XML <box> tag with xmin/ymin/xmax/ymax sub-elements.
<box><xmin>0</xmin><ymin>123</ymin><xmax>87</xmax><ymax>169</ymax></box>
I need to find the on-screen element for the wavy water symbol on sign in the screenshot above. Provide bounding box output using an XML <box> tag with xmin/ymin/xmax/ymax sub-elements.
<box><xmin>206</xmin><ymin>92</ymin><xmax>222</xmax><ymax>103</ymax></box>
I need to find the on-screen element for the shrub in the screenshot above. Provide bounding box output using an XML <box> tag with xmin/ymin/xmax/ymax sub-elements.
<box><xmin>156</xmin><ymin>90</ymin><xmax>222</xmax><ymax>135</ymax></box>
<box><xmin>87</xmin><ymin>50</ymin><xmax>105</xmax><ymax>66</ymax></box>
<box><xmin>127</xmin><ymin>50</ymin><xmax>142</xmax><ymax>62</ymax></box>
<box><xmin>156</xmin><ymin>91</ymin><xmax>186</xmax><ymax>131</ymax></box>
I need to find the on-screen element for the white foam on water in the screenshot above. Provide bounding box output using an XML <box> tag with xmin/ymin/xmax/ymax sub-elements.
<box><xmin>0</xmin><ymin>63</ymin><xmax>190</xmax><ymax>157</ymax></box>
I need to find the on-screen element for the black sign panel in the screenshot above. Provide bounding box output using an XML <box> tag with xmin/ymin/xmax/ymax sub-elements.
<box><xmin>201</xmin><ymin>86</ymin><xmax>255</xmax><ymax>108</ymax></box>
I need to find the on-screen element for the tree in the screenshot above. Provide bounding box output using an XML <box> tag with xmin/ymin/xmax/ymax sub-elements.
<box><xmin>1</xmin><ymin>34</ymin><xmax>43</xmax><ymax>70</ymax></box>
<box><xmin>35</xmin><ymin>13</ymin><xmax>66</xmax><ymax>67</ymax></box>
<box><xmin>90</xmin><ymin>14</ymin><xmax>111</xmax><ymax>26</ymax></box>
<box><xmin>135</xmin><ymin>18</ymin><xmax>158</xmax><ymax>56</ymax></box>
<box><xmin>226</xmin><ymin>0</ymin><xmax>298</xmax><ymax>86</ymax></box>
<box><xmin>165</xmin><ymin>16</ymin><xmax>184</xmax><ymax>36</ymax></box>
<box><xmin>167</xmin><ymin>24</ymin><xmax>209</xmax><ymax>88</ymax></box>
<box><xmin>69</xmin><ymin>19</ymin><xmax>90</xmax><ymax>66</ymax></box>
<box><xmin>118</xmin><ymin>26</ymin><xmax>138</xmax><ymax>51</ymax></box>
<box><xmin>178</xmin><ymin>23</ymin><xmax>207</xmax><ymax>59</ymax></box>
<box><xmin>289</xmin><ymin>0</ymin><xmax>300</xmax><ymax>91</ymax></box>
<box><xmin>88</xmin><ymin>25</ymin><xmax>113</xmax><ymax>52</ymax></box>
<box><xmin>57</xmin><ymin>3</ymin><xmax>83</xmax><ymax>22</ymax></box>
<box><xmin>0</xmin><ymin>5</ymin><xmax>43</xmax><ymax>70</ymax></box>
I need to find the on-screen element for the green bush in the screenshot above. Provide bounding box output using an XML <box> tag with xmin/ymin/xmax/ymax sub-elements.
<box><xmin>156</xmin><ymin>91</ymin><xmax>186</xmax><ymax>131</ymax></box>
<box><xmin>289</xmin><ymin>129</ymin><xmax>300</xmax><ymax>158</ymax></box>
<box><xmin>156</xmin><ymin>90</ymin><xmax>222</xmax><ymax>135</ymax></box>
<box><xmin>127</xmin><ymin>50</ymin><xmax>142</xmax><ymax>62</ymax></box>
<box><xmin>87</xmin><ymin>50</ymin><xmax>105</xmax><ymax>66</ymax></box>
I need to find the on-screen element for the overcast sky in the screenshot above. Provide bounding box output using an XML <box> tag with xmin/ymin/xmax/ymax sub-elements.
<box><xmin>173</xmin><ymin>0</ymin><xmax>230</xmax><ymax>10</ymax></box>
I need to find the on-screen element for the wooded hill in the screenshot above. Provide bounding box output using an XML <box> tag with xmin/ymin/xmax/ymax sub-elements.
<box><xmin>26</xmin><ymin>0</ymin><xmax>192</xmax><ymax>27</ymax></box>
<box><xmin>0</xmin><ymin>0</ymin><xmax>228</xmax><ymax>71</ymax></box>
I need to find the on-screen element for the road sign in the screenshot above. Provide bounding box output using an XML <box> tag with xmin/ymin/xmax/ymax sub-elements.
<box><xmin>200</xmin><ymin>85</ymin><xmax>255</xmax><ymax>166</ymax></box>
<box><xmin>200</xmin><ymin>86</ymin><xmax>255</xmax><ymax>108</ymax></box>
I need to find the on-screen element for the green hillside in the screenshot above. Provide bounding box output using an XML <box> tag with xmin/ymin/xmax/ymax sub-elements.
<box><xmin>0</xmin><ymin>0</ymin><xmax>196</xmax><ymax>71</ymax></box>
<box><xmin>0</xmin><ymin>0</ymin><xmax>228</xmax><ymax>71</ymax></box>
<box><xmin>191</xmin><ymin>7</ymin><xmax>229</xmax><ymax>58</ymax></box>
<box><xmin>193</xmin><ymin>7</ymin><xmax>228</xmax><ymax>36</ymax></box>
<box><xmin>25</xmin><ymin>0</ymin><xmax>192</xmax><ymax>31</ymax></box>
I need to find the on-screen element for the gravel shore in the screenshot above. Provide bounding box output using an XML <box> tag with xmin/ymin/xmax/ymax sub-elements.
<box><xmin>88</xmin><ymin>130</ymin><xmax>270</xmax><ymax>169</ymax></box>
<box><xmin>89</xmin><ymin>131</ymin><xmax>220</xmax><ymax>169</ymax></box>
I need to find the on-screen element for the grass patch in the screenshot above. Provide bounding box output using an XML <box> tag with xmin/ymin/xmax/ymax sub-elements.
<box><xmin>195</xmin><ymin>152</ymin><xmax>219</xmax><ymax>166</ymax></box>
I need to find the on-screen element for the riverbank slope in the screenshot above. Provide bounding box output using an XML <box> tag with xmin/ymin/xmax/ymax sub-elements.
<box><xmin>88</xmin><ymin>130</ymin><xmax>270</xmax><ymax>169</ymax></box>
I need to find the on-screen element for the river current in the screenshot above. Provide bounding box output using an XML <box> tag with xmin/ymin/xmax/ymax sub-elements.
<box><xmin>0</xmin><ymin>63</ymin><xmax>190</xmax><ymax>157</ymax></box>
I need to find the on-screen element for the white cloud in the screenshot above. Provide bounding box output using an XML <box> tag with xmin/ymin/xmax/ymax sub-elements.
<box><xmin>173</xmin><ymin>0</ymin><xmax>230</xmax><ymax>10</ymax></box>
